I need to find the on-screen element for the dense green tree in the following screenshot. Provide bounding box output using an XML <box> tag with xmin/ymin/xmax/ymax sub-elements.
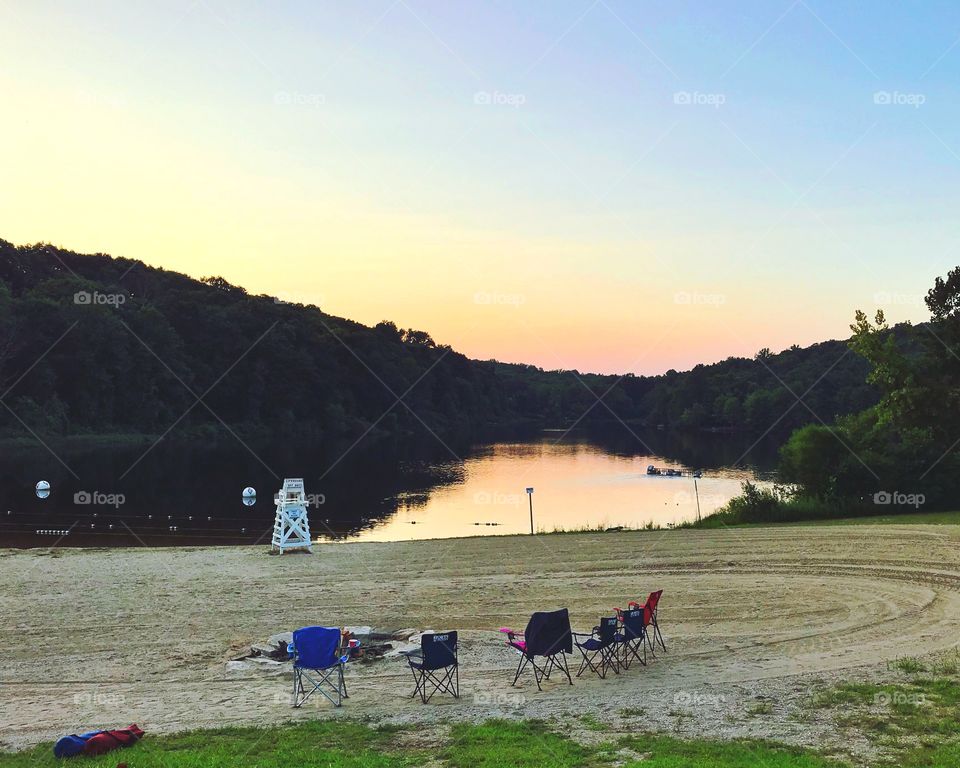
<box><xmin>0</xmin><ymin>239</ymin><xmax>879</xmax><ymax>442</ymax></box>
<box><xmin>777</xmin><ymin>266</ymin><xmax>960</xmax><ymax>510</ymax></box>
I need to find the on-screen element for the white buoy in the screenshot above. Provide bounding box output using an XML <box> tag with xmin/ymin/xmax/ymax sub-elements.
<box><xmin>242</xmin><ymin>486</ymin><xmax>256</xmax><ymax>498</ymax></box>
<box><xmin>36</xmin><ymin>480</ymin><xmax>50</xmax><ymax>492</ymax></box>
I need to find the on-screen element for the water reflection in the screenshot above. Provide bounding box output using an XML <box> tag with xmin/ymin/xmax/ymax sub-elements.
<box><xmin>347</xmin><ymin>437</ymin><xmax>769</xmax><ymax>542</ymax></box>
<box><xmin>0</xmin><ymin>427</ymin><xmax>778</xmax><ymax>547</ymax></box>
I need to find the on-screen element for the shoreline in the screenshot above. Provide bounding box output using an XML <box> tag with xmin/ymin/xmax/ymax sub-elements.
<box><xmin>5</xmin><ymin>507</ymin><xmax>960</xmax><ymax>552</ymax></box>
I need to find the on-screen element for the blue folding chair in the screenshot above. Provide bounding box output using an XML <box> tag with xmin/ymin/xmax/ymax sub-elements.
<box><xmin>615</xmin><ymin>606</ymin><xmax>648</xmax><ymax>670</ymax></box>
<box><xmin>400</xmin><ymin>631</ymin><xmax>459</xmax><ymax>703</ymax></box>
<box><xmin>573</xmin><ymin>616</ymin><xmax>622</xmax><ymax>679</ymax></box>
<box><xmin>289</xmin><ymin>626</ymin><xmax>349</xmax><ymax>707</ymax></box>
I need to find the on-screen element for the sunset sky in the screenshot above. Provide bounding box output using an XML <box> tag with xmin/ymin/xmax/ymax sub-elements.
<box><xmin>2</xmin><ymin>1</ymin><xmax>959</xmax><ymax>374</ymax></box>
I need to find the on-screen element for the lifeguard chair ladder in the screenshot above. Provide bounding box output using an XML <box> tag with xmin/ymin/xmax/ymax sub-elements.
<box><xmin>271</xmin><ymin>478</ymin><xmax>313</xmax><ymax>553</ymax></box>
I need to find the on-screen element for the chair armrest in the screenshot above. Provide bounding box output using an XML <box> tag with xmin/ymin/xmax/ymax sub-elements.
<box><xmin>499</xmin><ymin>627</ymin><xmax>523</xmax><ymax>641</ymax></box>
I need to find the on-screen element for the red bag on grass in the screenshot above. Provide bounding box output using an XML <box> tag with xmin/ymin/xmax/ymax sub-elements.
<box><xmin>82</xmin><ymin>724</ymin><xmax>144</xmax><ymax>756</ymax></box>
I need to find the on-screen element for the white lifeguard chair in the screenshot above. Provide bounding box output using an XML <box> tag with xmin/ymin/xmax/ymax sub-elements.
<box><xmin>271</xmin><ymin>478</ymin><xmax>313</xmax><ymax>553</ymax></box>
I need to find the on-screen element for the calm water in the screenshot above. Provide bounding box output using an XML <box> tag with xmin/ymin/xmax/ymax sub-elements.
<box><xmin>0</xmin><ymin>428</ymin><xmax>778</xmax><ymax>547</ymax></box>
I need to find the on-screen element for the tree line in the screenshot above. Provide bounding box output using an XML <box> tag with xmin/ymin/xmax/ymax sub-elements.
<box><xmin>0</xmin><ymin>239</ymin><xmax>878</xmax><ymax>443</ymax></box>
<box><xmin>776</xmin><ymin>266</ymin><xmax>960</xmax><ymax>511</ymax></box>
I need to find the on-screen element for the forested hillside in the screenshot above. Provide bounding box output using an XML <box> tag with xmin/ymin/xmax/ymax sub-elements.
<box><xmin>0</xmin><ymin>240</ymin><xmax>878</xmax><ymax>440</ymax></box>
<box><xmin>701</xmin><ymin>265</ymin><xmax>960</xmax><ymax>517</ymax></box>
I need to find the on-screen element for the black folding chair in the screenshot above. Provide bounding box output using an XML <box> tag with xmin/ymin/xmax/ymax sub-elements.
<box><xmin>574</xmin><ymin>616</ymin><xmax>621</xmax><ymax>679</ymax></box>
<box><xmin>401</xmin><ymin>632</ymin><xmax>459</xmax><ymax>703</ymax></box>
<box><xmin>615</xmin><ymin>606</ymin><xmax>648</xmax><ymax>670</ymax></box>
<box><xmin>500</xmin><ymin>608</ymin><xmax>574</xmax><ymax>691</ymax></box>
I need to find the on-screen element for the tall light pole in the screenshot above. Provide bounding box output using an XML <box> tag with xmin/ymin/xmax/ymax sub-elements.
<box><xmin>693</xmin><ymin>476</ymin><xmax>702</xmax><ymax>523</ymax></box>
<box><xmin>526</xmin><ymin>487</ymin><xmax>535</xmax><ymax>534</ymax></box>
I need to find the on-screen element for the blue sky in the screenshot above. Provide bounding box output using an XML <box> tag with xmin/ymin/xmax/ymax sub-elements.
<box><xmin>1</xmin><ymin>1</ymin><xmax>959</xmax><ymax>373</ymax></box>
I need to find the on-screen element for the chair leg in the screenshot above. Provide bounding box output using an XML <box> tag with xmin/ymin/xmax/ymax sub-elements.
<box><xmin>632</xmin><ymin>639</ymin><xmax>645</xmax><ymax>668</ymax></box>
<box><xmin>576</xmin><ymin>648</ymin><xmax>603</xmax><ymax>677</ymax></box>
<box><xmin>516</xmin><ymin>653</ymin><xmax>572</xmax><ymax>689</ymax></box>
<box><xmin>605</xmin><ymin>646</ymin><xmax>620</xmax><ymax>675</ymax></box>
<box><xmin>409</xmin><ymin>667</ymin><xmax>421</xmax><ymax>699</ymax></box>
<box><xmin>532</xmin><ymin>658</ymin><xmax>545</xmax><ymax>691</ymax></box>
<box><xmin>654</xmin><ymin>619</ymin><xmax>666</xmax><ymax>651</ymax></box>
<box><xmin>294</xmin><ymin>666</ymin><xmax>347</xmax><ymax>708</ymax></box>
<box><xmin>512</xmin><ymin>654</ymin><xmax>528</xmax><ymax>687</ymax></box>
<box><xmin>422</xmin><ymin>671</ymin><xmax>433</xmax><ymax>704</ymax></box>
<box><xmin>542</xmin><ymin>654</ymin><xmax>557</xmax><ymax>680</ymax></box>
<box><xmin>580</xmin><ymin>649</ymin><xmax>606</xmax><ymax>679</ymax></box>
<box><xmin>424</xmin><ymin>666</ymin><xmax>458</xmax><ymax>703</ymax></box>
<box><xmin>410</xmin><ymin>663</ymin><xmax>429</xmax><ymax>703</ymax></box>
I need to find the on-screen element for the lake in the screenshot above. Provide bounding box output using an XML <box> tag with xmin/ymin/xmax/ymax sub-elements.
<box><xmin>0</xmin><ymin>427</ymin><xmax>779</xmax><ymax>547</ymax></box>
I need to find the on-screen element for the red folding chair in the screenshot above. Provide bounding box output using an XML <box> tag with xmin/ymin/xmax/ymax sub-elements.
<box><xmin>629</xmin><ymin>589</ymin><xmax>666</xmax><ymax>654</ymax></box>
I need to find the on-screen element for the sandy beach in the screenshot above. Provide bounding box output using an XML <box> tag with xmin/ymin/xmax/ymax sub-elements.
<box><xmin>3</xmin><ymin>524</ymin><xmax>960</xmax><ymax>756</ymax></box>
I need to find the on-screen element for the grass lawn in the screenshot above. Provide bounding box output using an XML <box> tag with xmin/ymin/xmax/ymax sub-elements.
<box><xmin>0</xmin><ymin>719</ymin><xmax>851</xmax><ymax>768</ymax></box>
<box><xmin>810</xmin><ymin>655</ymin><xmax>960</xmax><ymax>767</ymax></box>
<box><xmin>782</xmin><ymin>510</ymin><xmax>960</xmax><ymax>527</ymax></box>
<box><xmin>692</xmin><ymin>510</ymin><xmax>960</xmax><ymax>530</ymax></box>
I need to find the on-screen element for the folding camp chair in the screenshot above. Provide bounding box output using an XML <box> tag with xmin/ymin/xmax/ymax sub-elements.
<box><xmin>573</xmin><ymin>616</ymin><xmax>622</xmax><ymax>679</ymax></box>
<box><xmin>500</xmin><ymin>608</ymin><xmax>573</xmax><ymax>691</ymax></box>
<box><xmin>645</xmin><ymin>590</ymin><xmax>666</xmax><ymax>652</ymax></box>
<box><xmin>289</xmin><ymin>626</ymin><xmax>349</xmax><ymax>707</ymax></box>
<box><xmin>630</xmin><ymin>589</ymin><xmax>666</xmax><ymax>654</ymax></box>
<box><xmin>614</xmin><ymin>605</ymin><xmax>648</xmax><ymax>669</ymax></box>
<box><xmin>400</xmin><ymin>631</ymin><xmax>459</xmax><ymax>703</ymax></box>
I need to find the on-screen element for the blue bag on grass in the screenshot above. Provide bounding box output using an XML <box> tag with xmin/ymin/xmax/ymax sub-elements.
<box><xmin>53</xmin><ymin>731</ymin><xmax>101</xmax><ymax>758</ymax></box>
